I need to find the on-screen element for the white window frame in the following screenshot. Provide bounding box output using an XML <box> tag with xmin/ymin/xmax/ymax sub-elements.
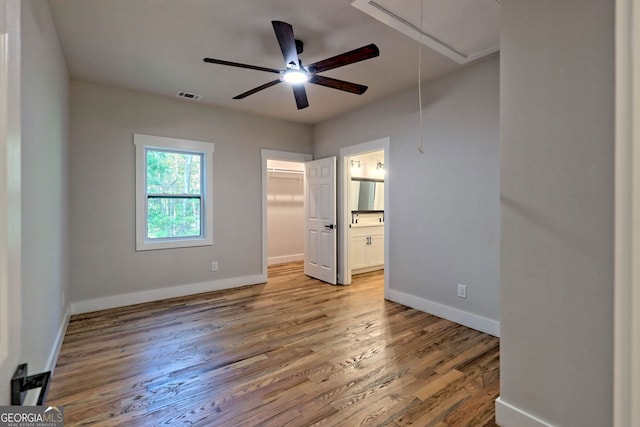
<box><xmin>134</xmin><ymin>133</ymin><xmax>214</xmax><ymax>251</ymax></box>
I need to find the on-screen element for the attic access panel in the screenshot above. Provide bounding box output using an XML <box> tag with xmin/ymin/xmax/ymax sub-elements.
<box><xmin>351</xmin><ymin>0</ymin><xmax>499</xmax><ymax>64</ymax></box>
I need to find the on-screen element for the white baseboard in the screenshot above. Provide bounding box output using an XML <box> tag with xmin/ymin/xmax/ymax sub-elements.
<box><xmin>386</xmin><ymin>288</ymin><xmax>500</xmax><ymax>337</ymax></box>
<box><xmin>46</xmin><ymin>305</ymin><xmax>71</xmax><ymax>373</ymax></box>
<box><xmin>25</xmin><ymin>305</ymin><xmax>71</xmax><ymax>405</ymax></box>
<box><xmin>71</xmin><ymin>274</ymin><xmax>267</xmax><ymax>315</ymax></box>
<box><xmin>495</xmin><ymin>397</ymin><xmax>554</xmax><ymax>427</ymax></box>
<box><xmin>352</xmin><ymin>265</ymin><xmax>384</xmax><ymax>275</ymax></box>
<box><xmin>267</xmin><ymin>254</ymin><xmax>304</xmax><ymax>265</ymax></box>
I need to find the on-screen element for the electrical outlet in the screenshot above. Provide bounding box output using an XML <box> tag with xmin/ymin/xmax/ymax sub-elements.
<box><xmin>457</xmin><ymin>284</ymin><xmax>467</xmax><ymax>299</ymax></box>
<box><xmin>211</xmin><ymin>261</ymin><xmax>218</xmax><ymax>272</ymax></box>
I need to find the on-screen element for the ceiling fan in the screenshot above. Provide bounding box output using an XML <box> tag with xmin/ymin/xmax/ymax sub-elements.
<box><xmin>203</xmin><ymin>21</ymin><xmax>380</xmax><ymax>110</ymax></box>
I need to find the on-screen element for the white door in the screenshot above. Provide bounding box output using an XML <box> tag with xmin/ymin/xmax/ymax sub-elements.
<box><xmin>304</xmin><ymin>157</ymin><xmax>337</xmax><ymax>284</ymax></box>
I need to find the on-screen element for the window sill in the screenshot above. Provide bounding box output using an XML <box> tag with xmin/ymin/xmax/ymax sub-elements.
<box><xmin>136</xmin><ymin>237</ymin><xmax>213</xmax><ymax>251</ymax></box>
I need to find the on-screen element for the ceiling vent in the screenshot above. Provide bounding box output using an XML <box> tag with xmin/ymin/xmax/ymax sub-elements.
<box><xmin>176</xmin><ymin>91</ymin><xmax>201</xmax><ymax>101</ymax></box>
<box><xmin>351</xmin><ymin>0</ymin><xmax>499</xmax><ymax>64</ymax></box>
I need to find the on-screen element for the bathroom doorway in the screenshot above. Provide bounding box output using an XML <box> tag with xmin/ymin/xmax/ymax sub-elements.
<box><xmin>339</xmin><ymin>138</ymin><xmax>389</xmax><ymax>296</ymax></box>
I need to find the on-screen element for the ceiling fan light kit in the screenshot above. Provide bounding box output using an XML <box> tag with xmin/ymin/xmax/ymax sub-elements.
<box><xmin>283</xmin><ymin>69</ymin><xmax>309</xmax><ymax>84</ymax></box>
<box><xmin>203</xmin><ymin>20</ymin><xmax>379</xmax><ymax>110</ymax></box>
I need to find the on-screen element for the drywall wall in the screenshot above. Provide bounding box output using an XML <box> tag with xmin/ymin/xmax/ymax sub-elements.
<box><xmin>20</xmin><ymin>0</ymin><xmax>70</xmax><ymax>374</ymax></box>
<box><xmin>314</xmin><ymin>57</ymin><xmax>500</xmax><ymax>333</ymax></box>
<box><xmin>497</xmin><ymin>0</ymin><xmax>614</xmax><ymax>426</ymax></box>
<box><xmin>69</xmin><ymin>81</ymin><xmax>312</xmax><ymax>306</ymax></box>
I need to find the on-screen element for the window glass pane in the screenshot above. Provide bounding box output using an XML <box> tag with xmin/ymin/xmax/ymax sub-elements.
<box><xmin>146</xmin><ymin>149</ymin><xmax>201</xmax><ymax>195</ymax></box>
<box><xmin>147</xmin><ymin>197</ymin><xmax>201</xmax><ymax>239</ymax></box>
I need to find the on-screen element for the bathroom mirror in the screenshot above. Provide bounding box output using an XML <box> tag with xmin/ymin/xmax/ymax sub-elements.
<box><xmin>351</xmin><ymin>178</ymin><xmax>384</xmax><ymax>211</ymax></box>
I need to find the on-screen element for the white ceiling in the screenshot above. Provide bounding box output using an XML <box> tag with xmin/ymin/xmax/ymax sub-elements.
<box><xmin>47</xmin><ymin>0</ymin><xmax>499</xmax><ymax>125</ymax></box>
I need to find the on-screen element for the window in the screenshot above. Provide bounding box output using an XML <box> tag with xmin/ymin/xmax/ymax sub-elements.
<box><xmin>134</xmin><ymin>134</ymin><xmax>214</xmax><ymax>251</ymax></box>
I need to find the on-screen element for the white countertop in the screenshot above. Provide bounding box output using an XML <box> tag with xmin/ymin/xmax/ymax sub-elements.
<box><xmin>350</xmin><ymin>223</ymin><xmax>384</xmax><ymax>228</ymax></box>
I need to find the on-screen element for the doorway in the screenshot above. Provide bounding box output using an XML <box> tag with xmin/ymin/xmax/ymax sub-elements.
<box><xmin>261</xmin><ymin>150</ymin><xmax>312</xmax><ymax>279</ymax></box>
<box><xmin>339</xmin><ymin>138</ymin><xmax>390</xmax><ymax>296</ymax></box>
<box><xmin>266</xmin><ymin>159</ymin><xmax>305</xmax><ymax>266</ymax></box>
<box><xmin>347</xmin><ymin>151</ymin><xmax>385</xmax><ymax>275</ymax></box>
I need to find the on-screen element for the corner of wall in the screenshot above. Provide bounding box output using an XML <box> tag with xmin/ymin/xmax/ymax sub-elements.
<box><xmin>387</xmin><ymin>288</ymin><xmax>499</xmax><ymax>337</ymax></box>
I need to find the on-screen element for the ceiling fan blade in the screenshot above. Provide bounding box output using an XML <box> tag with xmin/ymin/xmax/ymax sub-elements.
<box><xmin>272</xmin><ymin>21</ymin><xmax>300</xmax><ymax>70</ymax></box>
<box><xmin>203</xmin><ymin>58</ymin><xmax>281</xmax><ymax>74</ymax></box>
<box><xmin>292</xmin><ymin>85</ymin><xmax>309</xmax><ymax>109</ymax></box>
<box><xmin>233</xmin><ymin>79</ymin><xmax>282</xmax><ymax>99</ymax></box>
<box><xmin>308</xmin><ymin>75</ymin><xmax>368</xmax><ymax>95</ymax></box>
<box><xmin>307</xmin><ymin>44</ymin><xmax>380</xmax><ymax>74</ymax></box>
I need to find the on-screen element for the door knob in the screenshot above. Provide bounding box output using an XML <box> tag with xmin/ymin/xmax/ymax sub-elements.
<box><xmin>324</xmin><ymin>224</ymin><xmax>335</xmax><ymax>229</ymax></box>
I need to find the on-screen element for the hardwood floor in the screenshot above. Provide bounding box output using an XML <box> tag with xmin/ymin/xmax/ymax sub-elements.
<box><xmin>48</xmin><ymin>263</ymin><xmax>500</xmax><ymax>426</ymax></box>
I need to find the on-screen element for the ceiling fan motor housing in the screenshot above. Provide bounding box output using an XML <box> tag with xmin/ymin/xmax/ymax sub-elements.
<box><xmin>202</xmin><ymin>20</ymin><xmax>379</xmax><ymax>110</ymax></box>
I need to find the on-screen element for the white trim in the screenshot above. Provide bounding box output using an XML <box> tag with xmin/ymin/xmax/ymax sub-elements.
<box><xmin>261</xmin><ymin>149</ymin><xmax>313</xmax><ymax>163</ymax></box>
<box><xmin>350</xmin><ymin>0</ymin><xmax>498</xmax><ymax>65</ymax></box>
<box><xmin>495</xmin><ymin>398</ymin><xmax>553</xmax><ymax>427</ymax></box>
<box><xmin>261</xmin><ymin>150</ymin><xmax>313</xmax><ymax>278</ymax></box>
<box><xmin>268</xmin><ymin>254</ymin><xmax>304</xmax><ymax>266</ymax></box>
<box><xmin>0</xmin><ymin>9</ymin><xmax>10</xmax><ymax>373</ymax></box>
<box><xmin>386</xmin><ymin>288</ymin><xmax>499</xmax><ymax>337</ymax></box>
<box><xmin>0</xmin><ymin>0</ymin><xmax>21</xmax><ymax>406</ymax></box>
<box><xmin>24</xmin><ymin>307</ymin><xmax>71</xmax><ymax>405</ymax></box>
<box><xmin>71</xmin><ymin>274</ymin><xmax>266</xmax><ymax>315</ymax></box>
<box><xmin>352</xmin><ymin>265</ymin><xmax>384</xmax><ymax>275</ymax></box>
<box><xmin>134</xmin><ymin>133</ymin><xmax>215</xmax><ymax>251</ymax></box>
<box><xmin>339</xmin><ymin>138</ymin><xmax>389</xmax><ymax>296</ymax></box>
<box><xmin>614</xmin><ymin>0</ymin><xmax>640</xmax><ymax>425</ymax></box>
<box><xmin>45</xmin><ymin>307</ymin><xmax>70</xmax><ymax>374</ymax></box>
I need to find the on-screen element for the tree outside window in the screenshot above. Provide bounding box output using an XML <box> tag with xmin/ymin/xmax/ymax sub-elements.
<box><xmin>134</xmin><ymin>134</ymin><xmax>214</xmax><ymax>251</ymax></box>
<box><xmin>146</xmin><ymin>149</ymin><xmax>202</xmax><ymax>239</ymax></box>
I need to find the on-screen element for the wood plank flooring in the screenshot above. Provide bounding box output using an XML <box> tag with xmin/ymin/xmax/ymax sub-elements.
<box><xmin>48</xmin><ymin>263</ymin><xmax>500</xmax><ymax>426</ymax></box>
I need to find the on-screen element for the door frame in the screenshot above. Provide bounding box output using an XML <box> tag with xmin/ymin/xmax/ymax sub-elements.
<box><xmin>614</xmin><ymin>0</ymin><xmax>639</xmax><ymax>424</ymax></box>
<box><xmin>339</xmin><ymin>137</ymin><xmax>389</xmax><ymax>295</ymax></box>
<box><xmin>0</xmin><ymin>0</ymin><xmax>22</xmax><ymax>405</ymax></box>
<box><xmin>261</xmin><ymin>149</ymin><xmax>313</xmax><ymax>278</ymax></box>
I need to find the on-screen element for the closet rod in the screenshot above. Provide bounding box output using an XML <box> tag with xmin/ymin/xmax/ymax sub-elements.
<box><xmin>267</xmin><ymin>168</ymin><xmax>304</xmax><ymax>174</ymax></box>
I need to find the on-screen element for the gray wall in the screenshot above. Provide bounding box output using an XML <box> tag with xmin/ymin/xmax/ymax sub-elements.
<box><xmin>69</xmin><ymin>81</ymin><xmax>312</xmax><ymax>302</ymax></box>
<box><xmin>499</xmin><ymin>0</ymin><xmax>614</xmax><ymax>426</ymax></box>
<box><xmin>314</xmin><ymin>57</ymin><xmax>500</xmax><ymax>327</ymax></box>
<box><xmin>21</xmin><ymin>0</ymin><xmax>70</xmax><ymax>372</ymax></box>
